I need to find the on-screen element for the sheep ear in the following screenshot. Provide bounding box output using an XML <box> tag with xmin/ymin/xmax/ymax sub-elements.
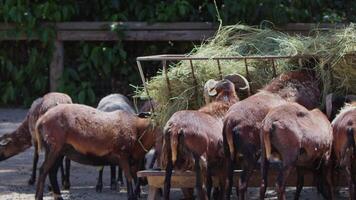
<box><xmin>137</xmin><ymin>112</ymin><xmax>151</xmax><ymax>118</ymax></box>
<box><xmin>0</xmin><ymin>138</ymin><xmax>12</xmax><ymax>146</ymax></box>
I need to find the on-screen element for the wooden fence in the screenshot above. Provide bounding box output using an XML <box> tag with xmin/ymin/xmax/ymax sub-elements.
<box><xmin>0</xmin><ymin>22</ymin><xmax>347</xmax><ymax>91</ymax></box>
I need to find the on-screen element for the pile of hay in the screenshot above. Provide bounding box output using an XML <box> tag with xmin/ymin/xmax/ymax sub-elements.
<box><xmin>136</xmin><ymin>24</ymin><xmax>356</xmax><ymax>125</ymax></box>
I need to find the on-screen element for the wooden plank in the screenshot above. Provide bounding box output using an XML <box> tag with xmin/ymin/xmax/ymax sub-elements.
<box><xmin>57</xmin><ymin>30</ymin><xmax>215</xmax><ymax>41</ymax></box>
<box><xmin>138</xmin><ymin>169</ymin><xmax>348</xmax><ymax>188</ymax></box>
<box><xmin>55</xmin><ymin>22</ymin><xmax>218</xmax><ymax>30</ymax></box>
<box><xmin>0</xmin><ymin>22</ymin><xmax>351</xmax><ymax>41</ymax></box>
<box><xmin>49</xmin><ymin>40</ymin><xmax>64</xmax><ymax>91</ymax></box>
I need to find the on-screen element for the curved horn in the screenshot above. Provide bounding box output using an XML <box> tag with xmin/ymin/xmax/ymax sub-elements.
<box><xmin>204</xmin><ymin>79</ymin><xmax>218</xmax><ymax>97</ymax></box>
<box><xmin>224</xmin><ymin>73</ymin><xmax>251</xmax><ymax>96</ymax></box>
<box><xmin>0</xmin><ymin>138</ymin><xmax>12</xmax><ymax>146</ymax></box>
<box><xmin>325</xmin><ymin>93</ymin><xmax>333</xmax><ymax>119</ymax></box>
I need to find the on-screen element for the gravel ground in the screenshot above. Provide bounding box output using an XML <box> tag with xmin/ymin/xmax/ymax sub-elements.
<box><xmin>0</xmin><ymin>108</ymin><xmax>349</xmax><ymax>199</ymax></box>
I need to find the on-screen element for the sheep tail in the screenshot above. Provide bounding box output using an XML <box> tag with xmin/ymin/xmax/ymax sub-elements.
<box><xmin>264</xmin><ymin>123</ymin><xmax>275</xmax><ymax>160</ymax></box>
<box><xmin>171</xmin><ymin>129</ymin><xmax>183</xmax><ymax>165</ymax></box>
<box><xmin>35</xmin><ymin>117</ymin><xmax>44</xmax><ymax>154</ymax></box>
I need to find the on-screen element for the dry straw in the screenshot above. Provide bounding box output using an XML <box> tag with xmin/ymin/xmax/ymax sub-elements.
<box><xmin>135</xmin><ymin>24</ymin><xmax>356</xmax><ymax>125</ymax></box>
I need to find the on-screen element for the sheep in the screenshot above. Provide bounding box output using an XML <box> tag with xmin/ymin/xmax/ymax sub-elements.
<box><xmin>34</xmin><ymin>103</ymin><xmax>160</xmax><ymax>200</ymax></box>
<box><xmin>162</xmin><ymin>76</ymin><xmax>249</xmax><ymax>200</ymax></box>
<box><xmin>260</xmin><ymin>102</ymin><xmax>334</xmax><ymax>200</ymax></box>
<box><xmin>223</xmin><ymin>70</ymin><xmax>321</xmax><ymax>199</ymax></box>
<box><xmin>62</xmin><ymin>93</ymin><xmax>136</xmax><ymax>192</ymax></box>
<box><xmin>330</xmin><ymin>102</ymin><xmax>356</xmax><ymax>199</ymax></box>
<box><xmin>0</xmin><ymin>92</ymin><xmax>72</xmax><ymax>188</ymax></box>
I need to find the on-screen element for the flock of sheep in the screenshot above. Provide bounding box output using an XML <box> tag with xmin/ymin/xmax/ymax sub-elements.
<box><xmin>0</xmin><ymin>68</ymin><xmax>355</xmax><ymax>200</ymax></box>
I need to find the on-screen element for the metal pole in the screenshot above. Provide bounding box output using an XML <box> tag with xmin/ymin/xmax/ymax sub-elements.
<box><xmin>162</xmin><ymin>60</ymin><xmax>172</xmax><ymax>98</ymax></box>
<box><xmin>244</xmin><ymin>58</ymin><xmax>250</xmax><ymax>81</ymax></box>
<box><xmin>216</xmin><ymin>59</ymin><xmax>223</xmax><ymax>79</ymax></box>
<box><xmin>189</xmin><ymin>59</ymin><xmax>199</xmax><ymax>102</ymax></box>
<box><xmin>136</xmin><ymin>60</ymin><xmax>155</xmax><ymax>113</ymax></box>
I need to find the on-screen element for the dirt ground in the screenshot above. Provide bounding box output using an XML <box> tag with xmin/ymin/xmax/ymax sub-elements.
<box><xmin>0</xmin><ymin>108</ymin><xmax>350</xmax><ymax>199</ymax></box>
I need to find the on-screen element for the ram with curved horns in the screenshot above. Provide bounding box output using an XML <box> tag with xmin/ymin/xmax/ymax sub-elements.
<box><xmin>162</xmin><ymin>75</ymin><xmax>249</xmax><ymax>200</ymax></box>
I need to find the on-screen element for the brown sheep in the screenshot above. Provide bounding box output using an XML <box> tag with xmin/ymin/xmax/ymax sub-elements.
<box><xmin>260</xmin><ymin>102</ymin><xmax>334</xmax><ymax>200</ymax></box>
<box><xmin>163</xmin><ymin>77</ymin><xmax>248</xmax><ymax>200</ymax></box>
<box><xmin>0</xmin><ymin>92</ymin><xmax>72</xmax><ymax>188</ymax></box>
<box><xmin>34</xmin><ymin>104</ymin><xmax>160</xmax><ymax>200</ymax></box>
<box><xmin>331</xmin><ymin>102</ymin><xmax>356</xmax><ymax>199</ymax></box>
<box><xmin>223</xmin><ymin>70</ymin><xmax>320</xmax><ymax>199</ymax></box>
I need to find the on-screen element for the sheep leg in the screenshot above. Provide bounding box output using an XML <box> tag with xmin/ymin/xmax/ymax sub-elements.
<box><xmin>239</xmin><ymin>160</ymin><xmax>254</xmax><ymax>200</ymax></box>
<box><xmin>194</xmin><ymin>154</ymin><xmax>208</xmax><ymax>200</ymax></box>
<box><xmin>217</xmin><ymin>171</ymin><xmax>227</xmax><ymax>200</ymax></box>
<box><xmin>134</xmin><ymin>158</ymin><xmax>145</xmax><ymax>197</ymax></box>
<box><xmin>110</xmin><ymin>165</ymin><xmax>117</xmax><ymax>190</ymax></box>
<box><xmin>48</xmin><ymin>156</ymin><xmax>64</xmax><ymax>200</ymax></box>
<box><xmin>259</xmin><ymin>157</ymin><xmax>269</xmax><ymax>200</ymax></box>
<box><xmin>276</xmin><ymin>165</ymin><xmax>293</xmax><ymax>200</ymax></box>
<box><xmin>164</xmin><ymin>134</ymin><xmax>173</xmax><ymax>200</ymax></box>
<box><xmin>59</xmin><ymin>160</ymin><xmax>65</xmax><ymax>186</ymax></box>
<box><xmin>347</xmin><ymin>162</ymin><xmax>354</xmax><ymax>200</ymax></box>
<box><xmin>294</xmin><ymin>167</ymin><xmax>304</xmax><ymax>200</ymax></box>
<box><xmin>352</xmin><ymin>163</ymin><xmax>356</xmax><ymax>200</ymax></box>
<box><xmin>28</xmin><ymin>140</ymin><xmax>39</xmax><ymax>185</ymax></box>
<box><xmin>118</xmin><ymin>166</ymin><xmax>124</xmax><ymax>186</ymax></box>
<box><xmin>62</xmin><ymin>157</ymin><xmax>71</xmax><ymax>190</ymax></box>
<box><xmin>96</xmin><ymin>166</ymin><xmax>104</xmax><ymax>192</ymax></box>
<box><xmin>35</xmin><ymin>148</ymin><xmax>60</xmax><ymax>200</ymax></box>
<box><xmin>324</xmin><ymin>163</ymin><xmax>334</xmax><ymax>200</ymax></box>
<box><xmin>149</xmin><ymin>150</ymin><xmax>158</xmax><ymax>169</ymax></box>
<box><xmin>226</xmin><ymin>157</ymin><xmax>234</xmax><ymax>200</ymax></box>
<box><xmin>119</xmin><ymin>159</ymin><xmax>137</xmax><ymax>200</ymax></box>
<box><xmin>164</xmin><ymin>158</ymin><xmax>173</xmax><ymax>200</ymax></box>
<box><xmin>206</xmin><ymin>168</ymin><xmax>213</xmax><ymax>199</ymax></box>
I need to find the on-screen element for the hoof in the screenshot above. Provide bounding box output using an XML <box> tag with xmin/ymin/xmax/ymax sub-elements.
<box><xmin>54</xmin><ymin>194</ymin><xmax>64</xmax><ymax>200</ymax></box>
<box><xmin>110</xmin><ymin>182</ymin><xmax>117</xmax><ymax>191</ymax></box>
<box><xmin>96</xmin><ymin>184</ymin><xmax>103</xmax><ymax>193</ymax></box>
<box><xmin>28</xmin><ymin>178</ymin><xmax>35</xmax><ymax>185</ymax></box>
<box><xmin>62</xmin><ymin>181</ymin><xmax>70</xmax><ymax>190</ymax></box>
<box><xmin>118</xmin><ymin>181</ymin><xmax>124</xmax><ymax>186</ymax></box>
<box><xmin>128</xmin><ymin>196</ymin><xmax>137</xmax><ymax>200</ymax></box>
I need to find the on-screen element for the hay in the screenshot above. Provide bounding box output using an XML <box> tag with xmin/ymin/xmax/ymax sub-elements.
<box><xmin>135</xmin><ymin>24</ymin><xmax>356</xmax><ymax>125</ymax></box>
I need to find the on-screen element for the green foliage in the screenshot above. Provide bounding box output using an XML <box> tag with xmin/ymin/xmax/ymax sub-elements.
<box><xmin>1</xmin><ymin>0</ymin><xmax>355</xmax><ymax>106</ymax></box>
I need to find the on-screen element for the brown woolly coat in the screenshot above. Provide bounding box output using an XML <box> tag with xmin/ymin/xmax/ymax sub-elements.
<box><xmin>261</xmin><ymin>102</ymin><xmax>333</xmax><ymax>167</ymax></box>
<box><xmin>36</xmin><ymin>104</ymin><xmax>159</xmax><ymax>164</ymax></box>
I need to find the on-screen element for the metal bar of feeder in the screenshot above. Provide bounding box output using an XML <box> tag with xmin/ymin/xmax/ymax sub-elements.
<box><xmin>216</xmin><ymin>59</ymin><xmax>223</xmax><ymax>79</ymax></box>
<box><xmin>271</xmin><ymin>58</ymin><xmax>277</xmax><ymax>77</ymax></box>
<box><xmin>189</xmin><ymin>59</ymin><xmax>199</xmax><ymax>100</ymax></box>
<box><xmin>244</xmin><ymin>58</ymin><xmax>250</xmax><ymax>81</ymax></box>
<box><xmin>136</xmin><ymin>54</ymin><xmax>319</xmax><ymax>62</ymax></box>
<box><xmin>136</xmin><ymin>60</ymin><xmax>155</xmax><ymax>113</ymax></box>
<box><xmin>162</xmin><ymin>60</ymin><xmax>172</xmax><ymax>98</ymax></box>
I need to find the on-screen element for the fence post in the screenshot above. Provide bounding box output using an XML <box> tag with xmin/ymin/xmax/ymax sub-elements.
<box><xmin>49</xmin><ymin>39</ymin><xmax>64</xmax><ymax>91</ymax></box>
